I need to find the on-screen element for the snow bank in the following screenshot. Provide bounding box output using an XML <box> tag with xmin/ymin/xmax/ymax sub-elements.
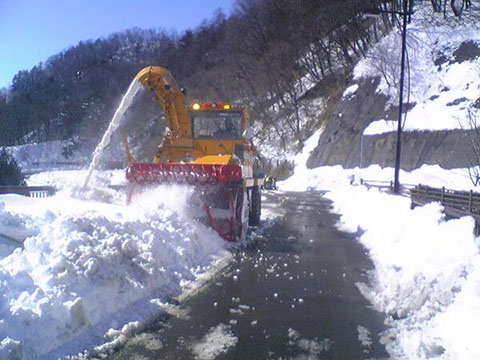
<box><xmin>282</xmin><ymin>162</ymin><xmax>476</xmax><ymax>192</ymax></box>
<box><xmin>0</xmin><ymin>182</ymin><xmax>228</xmax><ymax>360</ymax></box>
<box><xmin>280</xmin><ymin>129</ymin><xmax>480</xmax><ymax>358</ymax></box>
<box><xmin>0</xmin><ymin>198</ymin><xmax>38</xmax><ymax>247</ymax></box>
<box><xmin>280</xmin><ymin>128</ymin><xmax>475</xmax><ymax>192</ymax></box>
<box><xmin>0</xmin><ymin>199</ymin><xmax>30</xmax><ymax>260</ymax></box>
<box><xmin>326</xmin><ymin>184</ymin><xmax>480</xmax><ymax>359</ymax></box>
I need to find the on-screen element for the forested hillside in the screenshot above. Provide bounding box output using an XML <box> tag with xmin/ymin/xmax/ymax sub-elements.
<box><xmin>0</xmin><ymin>0</ymin><xmax>389</xmax><ymax>150</ymax></box>
<box><xmin>0</xmin><ymin>0</ymin><xmax>471</xmax><ymax>156</ymax></box>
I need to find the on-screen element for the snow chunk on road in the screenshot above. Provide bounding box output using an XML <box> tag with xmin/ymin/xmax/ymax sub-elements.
<box><xmin>357</xmin><ymin>325</ymin><xmax>372</xmax><ymax>351</ymax></box>
<box><xmin>288</xmin><ymin>328</ymin><xmax>332</xmax><ymax>357</ymax></box>
<box><xmin>0</xmin><ymin>185</ymin><xmax>227</xmax><ymax>360</ymax></box>
<box><xmin>191</xmin><ymin>323</ymin><xmax>238</xmax><ymax>360</ymax></box>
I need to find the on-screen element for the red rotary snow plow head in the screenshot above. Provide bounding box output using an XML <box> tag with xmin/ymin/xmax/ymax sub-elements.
<box><xmin>126</xmin><ymin>163</ymin><xmax>246</xmax><ymax>242</ymax></box>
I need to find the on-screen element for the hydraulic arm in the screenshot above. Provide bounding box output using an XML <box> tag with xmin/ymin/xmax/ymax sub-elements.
<box><xmin>135</xmin><ymin>66</ymin><xmax>190</xmax><ymax>137</ymax></box>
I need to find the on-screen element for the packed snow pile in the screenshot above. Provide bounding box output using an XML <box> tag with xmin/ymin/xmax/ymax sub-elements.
<box><xmin>0</xmin><ymin>175</ymin><xmax>228</xmax><ymax>360</ymax></box>
<box><xmin>280</xmin><ymin>135</ymin><xmax>480</xmax><ymax>359</ymax></box>
<box><xmin>0</xmin><ymin>200</ymin><xmax>39</xmax><ymax>244</ymax></box>
<box><xmin>353</xmin><ymin>6</ymin><xmax>480</xmax><ymax>135</ymax></box>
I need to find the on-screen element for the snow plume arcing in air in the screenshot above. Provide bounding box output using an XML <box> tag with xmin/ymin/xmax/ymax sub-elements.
<box><xmin>83</xmin><ymin>79</ymin><xmax>142</xmax><ymax>189</ymax></box>
<box><xmin>0</xmin><ymin>184</ymin><xmax>227</xmax><ymax>360</ymax></box>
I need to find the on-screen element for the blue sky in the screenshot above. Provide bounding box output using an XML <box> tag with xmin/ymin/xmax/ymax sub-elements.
<box><xmin>0</xmin><ymin>0</ymin><xmax>236</xmax><ymax>88</ymax></box>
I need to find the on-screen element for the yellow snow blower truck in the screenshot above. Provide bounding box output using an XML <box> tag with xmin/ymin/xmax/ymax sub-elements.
<box><xmin>124</xmin><ymin>66</ymin><xmax>262</xmax><ymax>241</ymax></box>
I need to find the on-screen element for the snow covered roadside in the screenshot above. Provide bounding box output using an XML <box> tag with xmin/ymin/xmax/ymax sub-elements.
<box><xmin>326</xmin><ymin>184</ymin><xmax>480</xmax><ymax>359</ymax></box>
<box><xmin>279</xmin><ymin>137</ymin><xmax>480</xmax><ymax>359</ymax></box>
<box><xmin>0</xmin><ymin>173</ymin><xmax>229</xmax><ymax>360</ymax></box>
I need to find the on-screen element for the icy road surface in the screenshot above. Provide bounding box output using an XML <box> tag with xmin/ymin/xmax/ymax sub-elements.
<box><xmin>105</xmin><ymin>191</ymin><xmax>388</xmax><ymax>360</ymax></box>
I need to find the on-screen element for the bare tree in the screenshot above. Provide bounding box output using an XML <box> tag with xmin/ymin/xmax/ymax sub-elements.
<box><xmin>451</xmin><ymin>0</ymin><xmax>466</xmax><ymax>16</ymax></box>
<box><xmin>461</xmin><ymin>109</ymin><xmax>480</xmax><ymax>186</ymax></box>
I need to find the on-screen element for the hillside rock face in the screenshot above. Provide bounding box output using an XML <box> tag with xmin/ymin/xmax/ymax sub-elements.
<box><xmin>307</xmin><ymin>76</ymin><xmax>473</xmax><ymax>171</ymax></box>
<box><xmin>307</xmin><ymin>33</ymin><xmax>480</xmax><ymax>172</ymax></box>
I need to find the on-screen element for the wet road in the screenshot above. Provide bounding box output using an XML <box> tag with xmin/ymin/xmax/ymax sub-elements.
<box><xmin>107</xmin><ymin>191</ymin><xmax>388</xmax><ymax>360</ymax></box>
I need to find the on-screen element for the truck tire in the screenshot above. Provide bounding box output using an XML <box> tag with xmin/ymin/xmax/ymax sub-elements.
<box><xmin>249</xmin><ymin>186</ymin><xmax>261</xmax><ymax>226</ymax></box>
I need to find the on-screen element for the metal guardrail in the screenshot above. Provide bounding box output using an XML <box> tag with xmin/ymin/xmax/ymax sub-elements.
<box><xmin>0</xmin><ymin>186</ymin><xmax>56</xmax><ymax>198</ymax></box>
<box><xmin>410</xmin><ymin>184</ymin><xmax>480</xmax><ymax>233</ymax></box>
<box><xmin>360</xmin><ymin>181</ymin><xmax>480</xmax><ymax>233</ymax></box>
<box><xmin>360</xmin><ymin>179</ymin><xmax>416</xmax><ymax>194</ymax></box>
<box><xmin>410</xmin><ymin>184</ymin><xmax>480</xmax><ymax>215</ymax></box>
<box><xmin>360</xmin><ymin>179</ymin><xmax>394</xmax><ymax>189</ymax></box>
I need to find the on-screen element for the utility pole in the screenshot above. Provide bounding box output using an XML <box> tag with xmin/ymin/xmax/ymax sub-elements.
<box><xmin>393</xmin><ymin>0</ymin><xmax>409</xmax><ymax>193</ymax></box>
<box><xmin>365</xmin><ymin>1</ymin><xmax>413</xmax><ymax>193</ymax></box>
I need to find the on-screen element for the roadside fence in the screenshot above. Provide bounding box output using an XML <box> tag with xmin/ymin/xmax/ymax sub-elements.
<box><xmin>410</xmin><ymin>184</ymin><xmax>480</xmax><ymax>233</ymax></box>
<box><xmin>0</xmin><ymin>186</ymin><xmax>56</xmax><ymax>198</ymax></box>
<box><xmin>360</xmin><ymin>180</ymin><xmax>480</xmax><ymax>234</ymax></box>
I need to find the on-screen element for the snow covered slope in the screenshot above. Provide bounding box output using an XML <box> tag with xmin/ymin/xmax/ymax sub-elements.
<box><xmin>5</xmin><ymin>141</ymin><xmax>89</xmax><ymax>173</ymax></box>
<box><xmin>0</xmin><ymin>171</ymin><xmax>229</xmax><ymax>360</ymax></box>
<box><xmin>357</xmin><ymin>25</ymin><xmax>480</xmax><ymax>134</ymax></box>
<box><xmin>308</xmin><ymin>4</ymin><xmax>480</xmax><ymax>171</ymax></box>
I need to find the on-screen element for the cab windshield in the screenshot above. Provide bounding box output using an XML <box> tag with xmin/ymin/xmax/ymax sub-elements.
<box><xmin>192</xmin><ymin>111</ymin><xmax>242</xmax><ymax>139</ymax></box>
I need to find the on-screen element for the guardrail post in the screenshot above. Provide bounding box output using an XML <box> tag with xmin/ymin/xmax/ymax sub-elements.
<box><xmin>469</xmin><ymin>190</ymin><xmax>473</xmax><ymax>213</ymax></box>
<box><xmin>441</xmin><ymin>186</ymin><xmax>445</xmax><ymax>205</ymax></box>
<box><xmin>410</xmin><ymin>186</ymin><xmax>416</xmax><ymax>209</ymax></box>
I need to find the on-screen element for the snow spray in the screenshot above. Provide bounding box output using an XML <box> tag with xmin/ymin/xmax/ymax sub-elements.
<box><xmin>83</xmin><ymin>79</ymin><xmax>142</xmax><ymax>189</ymax></box>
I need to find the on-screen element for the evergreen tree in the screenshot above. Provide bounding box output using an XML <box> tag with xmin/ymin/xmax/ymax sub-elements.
<box><xmin>0</xmin><ymin>148</ymin><xmax>25</xmax><ymax>186</ymax></box>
